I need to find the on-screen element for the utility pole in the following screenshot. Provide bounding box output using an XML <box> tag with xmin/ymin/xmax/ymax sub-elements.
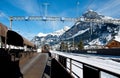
<box><xmin>90</xmin><ymin>22</ymin><xmax>93</xmax><ymax>41</ymax></box>
<box><xmin>43</xmin><ymin>3</ymin><xmax>49</xmax><ymax>17</ymax></box>
<box><xmin>10</xmin><ymin>17</ymin><xmax>13</xmax><ymax>30</ymax></box>
<box><xmin>76</xmin><ymin>1</ymin><xmax>80</xmax><ymax>17</ymax></box>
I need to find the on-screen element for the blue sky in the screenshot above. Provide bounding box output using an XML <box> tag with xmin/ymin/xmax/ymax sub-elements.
<box><xmin>0</xmin><ymin>0</ymin><xmax>120</xmax><ymax>40</ymax></box>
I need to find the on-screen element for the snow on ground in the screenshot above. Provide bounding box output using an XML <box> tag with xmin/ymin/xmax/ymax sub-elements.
<box><xmin>67</xmin><ymin>28</ymin><xmax>89</xmax><ymax>39</ymax></box>
<box><xmin>72</xmin><ymin>28</ymin><xmax>89</xmax><ymax>38</ymax></box>
<box><xmin>51</xmin><ymin>50</ymin><xmax>120</xmax><ymax>78</ymax></box>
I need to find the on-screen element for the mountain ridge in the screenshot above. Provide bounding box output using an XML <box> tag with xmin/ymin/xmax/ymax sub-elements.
<box><xmin>33</xmin><ymin>10</ymin><xmax>120</xmax><ymax>49</ymax></box>
<box><xmin>37</xmin><ymin>26</ymin><xmax>70</xmax><ymax>37</ymax></box>
<box><xmin>60</xmin><ymin>10</ymin><xmax>120</xmax><ymax>48</ymax></box>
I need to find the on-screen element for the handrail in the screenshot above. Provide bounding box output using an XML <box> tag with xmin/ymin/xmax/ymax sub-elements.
<box><xmin>51</xmin><ymin>58</ymin><xmax>74</xmax><ymax>78</ymax></box>
<box><xmin>67</xmin><ymin>60</ymin><xmax>82</xmax><ymax>69</ymax></box>
<box><xmin>52</xmin><ymin>51</ymin><xmax>120</xmax><ymax>78</ymax></box>
<box><xmin>67</xmin><ymin>67</ymin><xmax>80</xmax><ymax>78</ymax></box>
<box><xmin>66</xmin><ymin>59</ymin><xmax>82</xmax><ymax>78</ymax></box>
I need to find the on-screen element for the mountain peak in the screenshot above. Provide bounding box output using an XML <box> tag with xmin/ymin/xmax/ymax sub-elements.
<box><xmin>63</xmin><ymin>26</ymin><xmax>70</xmax><ymax>31</ymax></box>
<box><xmin>87</xmin><ymin>9</ymin><xmax>94</xmax><ymax>12</ymax></box>
<box><xmin>83</xmin><ymin>9</ymin><xmax>101</xmax><ymax>19</ymax></box>
<box><xmin>37</xmin><ymin>32</ymin><xmax>47</xmax><ymax>37</ymax></box>
<box><xmin>51</xmin><ymin>26</ymin><xmax>70</xmax><ymax>36</ymax></box>
<box><xmin>37</xmin><ymin>26</ymin><xmax>70</xmax><ymax>37</ymax></box>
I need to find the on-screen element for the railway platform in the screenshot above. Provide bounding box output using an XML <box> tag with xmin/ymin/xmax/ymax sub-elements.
<box><xmin>20</xmin><ymin>53</ymin><xmax>48</xmax><ymax>78</ymax></box>
<box><xmin>19</xmin><ymin>52</ymin><xmax>73</xmax><ymax>78</ymax></box>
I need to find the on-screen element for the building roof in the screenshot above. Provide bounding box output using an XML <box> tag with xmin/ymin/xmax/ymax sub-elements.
<box><xmin>114</xmin><ymin>36</ymin><xmax>120</xmax><ymax>42</ymax></box>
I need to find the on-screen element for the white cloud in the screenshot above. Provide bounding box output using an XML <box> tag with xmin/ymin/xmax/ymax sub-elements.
<box><xmin>13</xmin><ymin>29</ymin><xmax>36</xmax><ymax>40</ymax></box>
<box><xmin>45</xmin><ymin>8</ymin><xmax>76</xmax><ymax>31</ymax></box>
<box><xmin>21</xmin><ymin>32</ymin><xmax>36</xmax><ymax>40</ymax></box>
<box><xmin>49</xmin><ymin>21</ymin><xmax>60</xmax><ymax>31</ymax></box>
<box><xmin>7</xmin><ymin>0</ymin><xmax>41</xmax><ymax>15</ymax></box>
<box><xmin>49</xmin><ymin>21</ymin><xmax>74</xmax><ymax>32</ymax></box>
<box><xmin>98</xmin><ymin>0</ymin><xmax>120</xmax><ymax>12</ymax></box>
<box><xmin>82</xmin><ymin>0</ymin><xmax>120</xmax><ymax>18</ymax></box>
<box><xmin>0</xmin><ymin>11</ymin><xmax>9</xmax><ymax>20</ymax></box>
<box><xmin>96</xmin><ymin>0</ymin><xmax>120</xmax><ymax>17</ymax></box>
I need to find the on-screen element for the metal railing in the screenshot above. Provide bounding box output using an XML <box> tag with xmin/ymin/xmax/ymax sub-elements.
<box><xmin>52</xmin><ymin>51</ymin><xmax>120</xmax><ymax>78</ymax></box>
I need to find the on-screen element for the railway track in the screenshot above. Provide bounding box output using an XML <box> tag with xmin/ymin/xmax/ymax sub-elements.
<box><xmin>70</xmin><ymin>52</ymin><xmax>120</xmax><ymax>63</ymax></box>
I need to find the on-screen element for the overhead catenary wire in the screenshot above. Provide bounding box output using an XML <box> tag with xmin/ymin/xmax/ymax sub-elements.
<box><xmin>76</xmin><ymin>1</ymin><xmax>80</xmax><ymax>17</ymax></box>
<box><xmin>86</xmin><ymin>0</ymin><xmax>96</xmax><ymax>10</ymax></box>
<box><xmin>81</xmin><ymin>0</ymin><xmax>96</xmax><ymax>15</ymax></box>
<box><xmin>43</xmin><ymin>2</ymin><xmax>50</xmax><ymax>17</ymax></box>
<box><xmin>37</xmin><ymin>0</ymin><xmax>42</xmax><ymax>16</ymax></box>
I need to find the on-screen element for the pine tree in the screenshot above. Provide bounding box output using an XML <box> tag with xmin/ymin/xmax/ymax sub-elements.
<box><xmin>78</xmin><ymin>40</ymin><xmax>84</xmax><ymax>50</ymax></box>
<box><xmin>60</xmin><ymin>41</ymin><xmax>68</xmax><ymax>52</ymax></box>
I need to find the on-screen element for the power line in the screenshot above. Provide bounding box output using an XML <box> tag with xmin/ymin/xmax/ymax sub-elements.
<box><xmin>81</xmin><ymin>0</ymin><xmax>96</xmax><ymax>15</ymax></box>
<box><xmin>76</xmin><ymin>1</ymin><xmax>80</xmax><ymax>17</ymax></box>
<box><xmin>87</xmin><ymin>0</ymin><xmax>96</xmax><ymax>10</ymax></box>
<box><xmin>0</xmin><ymin>11</ymin><xmax>9</xmax><ymax>21</ymax></box>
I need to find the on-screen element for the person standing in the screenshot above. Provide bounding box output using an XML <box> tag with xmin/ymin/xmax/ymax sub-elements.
<box><xmin>41</xmin><ymin>44</ymin><xmax>52</xmax><ymax>78</ymax></box>
<box><xmin>41</xmin><ymin>44</ymin><xmax>51</xmax><ymax>57</ymax></box>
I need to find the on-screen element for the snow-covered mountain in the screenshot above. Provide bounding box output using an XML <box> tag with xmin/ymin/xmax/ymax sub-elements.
<box><xmin>60</xmin><ymin>10</ymin><xmax>120</xmax><ymax>48</ymax></box>
<box><xmin>37</xmin><ymin>33</ymin><xmax>47</xmax><ymax>37</ymax></box>
<box><xmin>33</xmin><ymin>9</ymin><xmax>120</xmax><ymax>49</ymax></box>
<box><xmin>32</xmin><ymin>26</ymin><xmax>70</xmax><ymax>46</ymax></box>
<box><xmin>37</xmin><ymin>26</ymin><xmax>70</xmax><ymax>37</ymax></box>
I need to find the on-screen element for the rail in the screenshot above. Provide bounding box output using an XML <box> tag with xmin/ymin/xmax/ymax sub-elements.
<box><xmin>51</xmin><ymin>50</ymin><xmax>120</xmax><ymax>78</ymax></box>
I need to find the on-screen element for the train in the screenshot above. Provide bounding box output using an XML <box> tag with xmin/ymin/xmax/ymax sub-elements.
<box><xmin>0</xmin><ymin>23</ymin><xmax>36</xmax><ymax>78</ymax></box>
<box><xmin>0</xmin><ymin>23</ymin><xmax>36</xmax><ymax>52</ymax></box>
